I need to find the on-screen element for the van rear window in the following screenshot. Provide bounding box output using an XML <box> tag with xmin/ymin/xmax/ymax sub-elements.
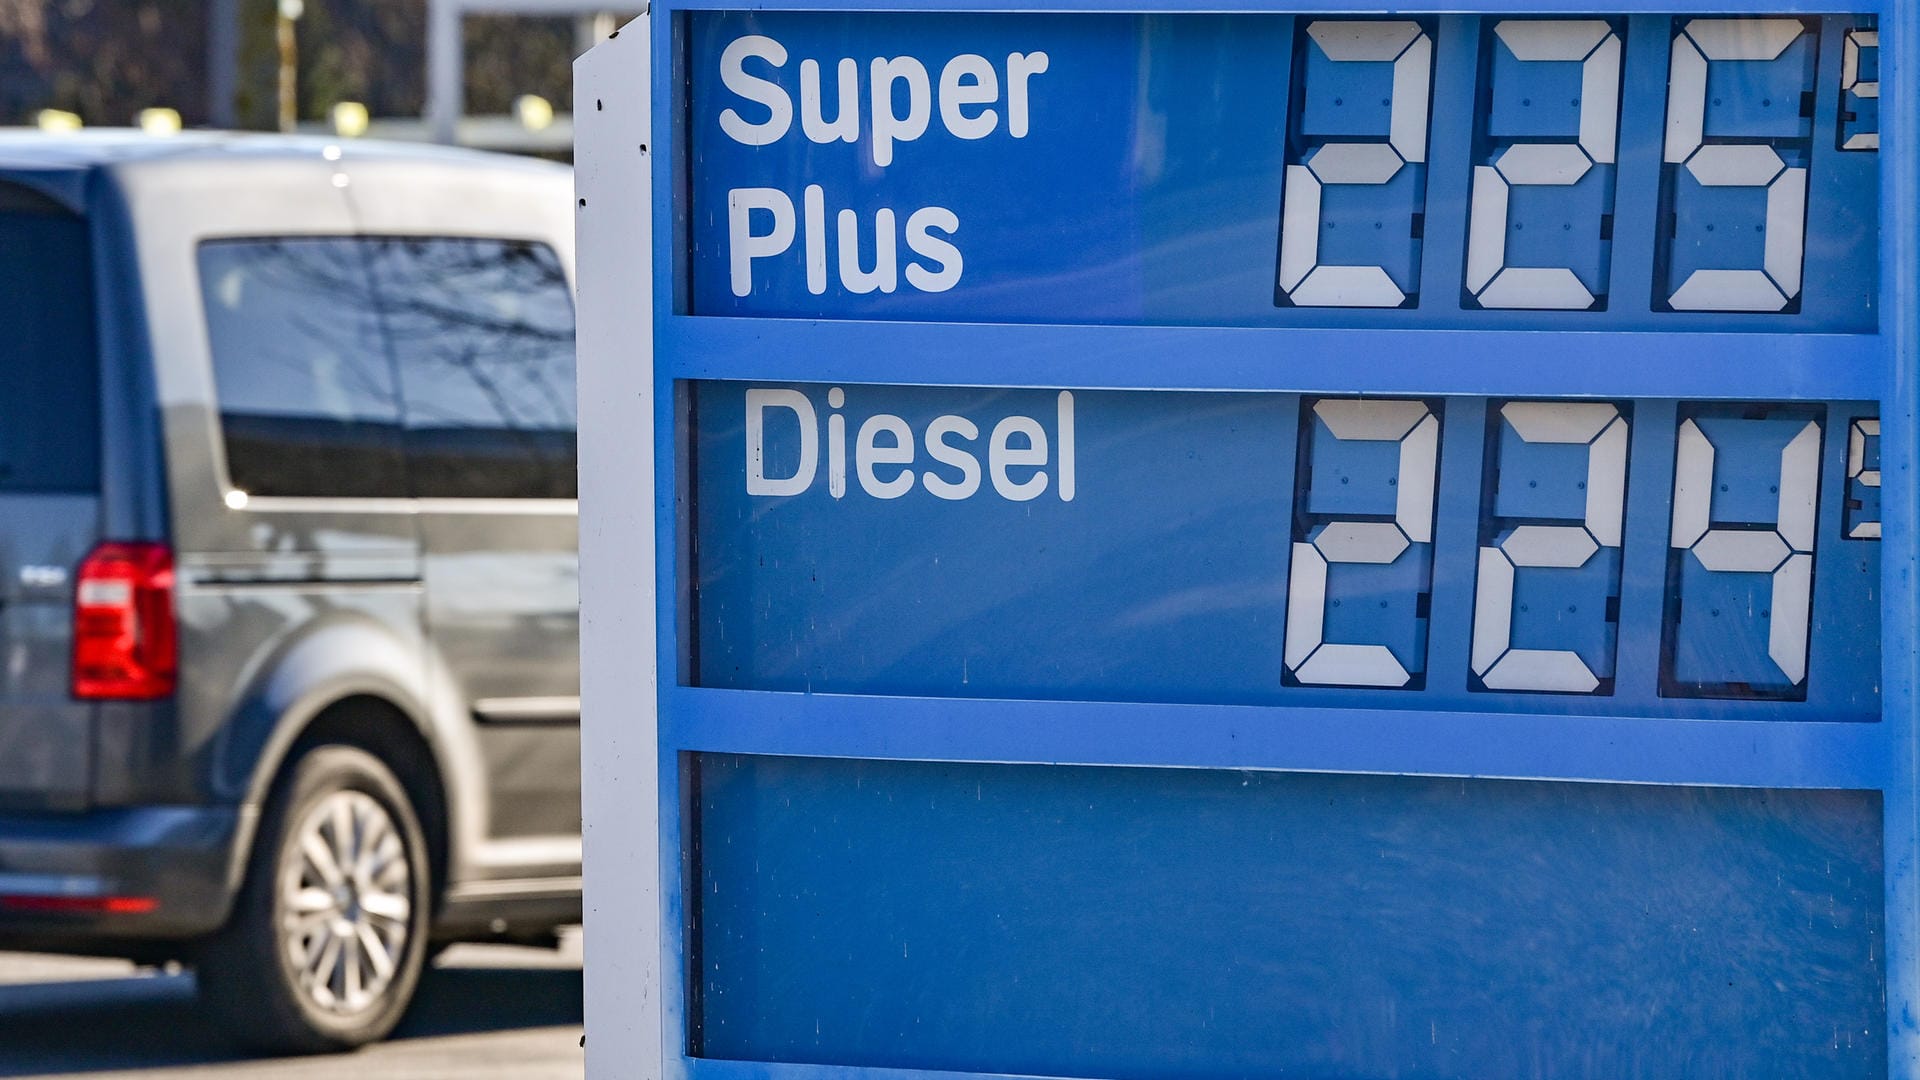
<box><xmin>0</xmin><ymin>188</ymin><xmax>100</xmax><ymax>493</ymax></box>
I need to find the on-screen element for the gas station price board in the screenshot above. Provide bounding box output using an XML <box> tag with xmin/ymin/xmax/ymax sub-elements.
<box><xmin>691</xmin><ymin>12</ymin><xmax>1880</xmax><ymax>328</ymax></box>
<box><xmin>698</xmin><ymin>386</ymin><xmax>1882</xmax><ymax>713</ymax></box>
<box><xmin>572</xmin><ymin>5</ymin><xmax>1920</xmax><ymax>1078</ymax></box>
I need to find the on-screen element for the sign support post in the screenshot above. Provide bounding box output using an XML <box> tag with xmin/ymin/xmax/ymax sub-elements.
<box><xmin>576</xmin><ymin>17</ymin><xmax>662</xmax><ymax>1076</ymax></box>
<box><xmin>1879</xmin><ymin>0</ymin><xmax>1920</xmax><ymax>1069</ymax></box>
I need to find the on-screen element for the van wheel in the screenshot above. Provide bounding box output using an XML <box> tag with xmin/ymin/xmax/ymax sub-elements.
<box><xmin>200</xmin><ymin>745</ymin><xmax>431</xmax><ymax>1054</ymax></box>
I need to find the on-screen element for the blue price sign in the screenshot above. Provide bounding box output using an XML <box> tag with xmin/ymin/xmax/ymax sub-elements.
<box><xmin>689</xmin><ymin>12</ymin><xmax>1880</xmax><ymax>329</ymax></box>
<box><xmin>572</xmin><ymin>4</ymin><xmax>1919</xmax><ymax>1077</ymax></box>
<box><xmin>696</xmin><ymin>386</ymin><xmax>1878</xmax><ymax>713</ymax></box>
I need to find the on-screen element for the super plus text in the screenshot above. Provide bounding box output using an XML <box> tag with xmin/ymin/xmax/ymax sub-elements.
<box><xmin>717</xmin><ymin>35</ymin><xmax>1050</xmax><ymax>298</ymax></box>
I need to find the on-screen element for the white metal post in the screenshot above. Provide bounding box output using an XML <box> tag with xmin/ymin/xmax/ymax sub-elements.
<box><xmin>574</xmin><ymin>17</ymin><xmax>663</xmax><ymax>1078</ymax></box>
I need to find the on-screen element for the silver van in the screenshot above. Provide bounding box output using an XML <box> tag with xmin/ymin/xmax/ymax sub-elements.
<box><xmin>0</xmin><ymin>132</ymin><xmax>580</xmax><ymax>1051</ymax></box>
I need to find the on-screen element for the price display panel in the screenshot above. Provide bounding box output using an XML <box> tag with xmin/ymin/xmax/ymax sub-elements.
<box><xmin>643</xmin><ymin>6</ymin><xmax>1915</xmax><ymax>1079</ymax></box>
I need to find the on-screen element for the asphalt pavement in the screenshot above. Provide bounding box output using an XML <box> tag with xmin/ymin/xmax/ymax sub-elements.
<box><xmin>0</xmin><ymin>932</ymin><xmax>583</xmax><ymax>1079</ymax></box>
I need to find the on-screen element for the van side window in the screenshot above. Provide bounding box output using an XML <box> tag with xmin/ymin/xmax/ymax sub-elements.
<box><xmin>367</xmin><ymin>238</ymin><xmax>577</xmax><ymax>500</ymax></box>
<box><xmin>198</xmin><ymin>239</ymin><xmax>408</xmax><ymax>499</ymax></box>
<box><xmin>0</xmin><ymin>189</ymin><xmax>100</xmax><ymax>493</ymax></box>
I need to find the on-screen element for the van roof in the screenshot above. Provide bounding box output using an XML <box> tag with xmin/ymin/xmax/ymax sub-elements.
<box><xmin>0</xmin><ymin>129</ymin><xmax>566</xmax><ymax>172</ymax></box>
<box><xmin>0</xmin><ymin>130</ymin><xmax>567</xmax><ymax>214</ymax></box>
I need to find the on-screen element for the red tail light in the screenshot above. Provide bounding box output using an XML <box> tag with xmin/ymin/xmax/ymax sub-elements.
<box><xmin>0</xmin><ymin>894</ymin><xmax>159</xmax><ymax>915</ymax></box>
<box><xmin>71</xmin><ymin>542</ymin><xmax>177</xmax><ymax>700</ymax></box>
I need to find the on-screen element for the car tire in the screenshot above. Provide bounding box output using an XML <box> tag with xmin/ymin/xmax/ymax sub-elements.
<box><xmin>200</xmin><ymin>744</ymin><xmax>432</xmax><ymax>1054</ymax></box>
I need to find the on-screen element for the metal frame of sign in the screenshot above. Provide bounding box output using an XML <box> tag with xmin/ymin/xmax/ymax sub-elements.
<box><xmin>575</xmin><ymin>0</ymin><xmax>1920</xmax><ymax>1074</ymax></box>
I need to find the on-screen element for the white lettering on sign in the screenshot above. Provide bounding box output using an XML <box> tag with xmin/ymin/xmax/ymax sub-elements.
<box><xmin>729</xmin><ymin>186</ymin><xmax>963</xmax><ymax>298</ymax></box>
<box><xmin>728</xmin><ymin>188</ymin><xmax>796</xmax><ymax>298</ymax></box>
<box><xmin>745</xmin><ymin>388</ymin><xmax>1076</xmax><ymax>502</ymax></box>
<box><xmin>719</xmin><ymin>37</ymin><xmax>1049</xmax><ymax>165</ymax></box>
<box><xmin>744</xmin><ymin>388</ymin><xmax>818</xmax><ymax>496</ymax></box>
<box><xmin>717</xmin><ymin>35</ymin><xmax>1049</xmax><ymax>298</ymax></box>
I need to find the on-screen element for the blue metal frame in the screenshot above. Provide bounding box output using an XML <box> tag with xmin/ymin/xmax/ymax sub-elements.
<box><xmin>648</xmin><ymin>0</ymin><xmax>1918</xmax><ymax>1075</ymax></box>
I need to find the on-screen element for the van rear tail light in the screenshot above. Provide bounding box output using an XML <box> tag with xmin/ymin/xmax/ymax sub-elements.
<box><xmin>72</xmin><ymin>542</ymin><xmax>177</xmax><ymax>700</ymax></box>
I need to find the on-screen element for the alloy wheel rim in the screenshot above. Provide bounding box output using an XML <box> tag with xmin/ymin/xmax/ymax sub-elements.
<box><xmin>278</xmin><ymin>789</ymin><xmax>413</xmax><ymax>1016</ymax></box>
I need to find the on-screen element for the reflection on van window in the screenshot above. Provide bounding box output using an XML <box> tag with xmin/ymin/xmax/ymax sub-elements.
<box><xmin>0</xmin><ymin>191</ymin><xmax>100</xmax><ymax>493</ymax></box>
<box><xmin>199</xmin><ymin>239</ymin><xmax>407</xmax><ymax>498</ymax></box>
<box><xmin>368</xmin><ymin>238</ymin><xmax>577</xmax><ymax>500</ymax></box>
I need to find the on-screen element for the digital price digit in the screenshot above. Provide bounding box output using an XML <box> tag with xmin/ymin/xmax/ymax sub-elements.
<box><xmin>1285</xmin><ymin>399</ymin><xmax>1439</xmax><ymax>687</ymax></box>
<box><xmin>1464</xmin><ymin>20</ymin><xmax>1623</xmax><ymax>310</ymax></box>
<box><xmin>1658</xmin><ymin>18</ymin><xmax>1817</xmax><ymax>313</ymax></box>
<box><xmin>1277</xmin><ymin>20</ymin><xmax>1434</xmax><ymax>308</ymax></box>
<box><xmin>1663</xmin><ymin>406</ymin><xmax>1821</xmax><ymax>699</ymax></box>
<box><xmin>1840</xmin><ymin>25</ymin><xmax>1880</xmax><ymax>150</ymax></box>
<box><xmin>1471</xmin><ymin>403</ymin><xmax>1629</xmax><ymax>693</ymax></box>
<box><xmin>1846</xmin><ymin>418</ymin><xmax>1881</xmax><ymax>539</ymax></box>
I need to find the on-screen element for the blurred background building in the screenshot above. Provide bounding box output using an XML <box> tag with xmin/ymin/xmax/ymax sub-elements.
<box><xmin>0</xmin><ymin>0</ymin><xmax>634</xmax><ymax>154</ymax></box>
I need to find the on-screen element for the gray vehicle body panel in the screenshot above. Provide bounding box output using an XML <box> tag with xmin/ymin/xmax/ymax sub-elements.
<box><xmin>0</xmin><ymin>133</ymin><xmax>580</xmax><ymax>947</ymax></box>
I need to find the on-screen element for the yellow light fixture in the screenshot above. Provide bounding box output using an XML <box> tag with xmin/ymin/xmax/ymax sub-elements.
<box><xmin>35</xmin><ymin>109</ymin><xmax>82</xmax><ymax>134</ymax></box>
<box><xmin>138</xmin><ymin>108</ymin><xmax>182</xmax><ymax>136</ymax></box>
<box><xmin>514</xmin><ymin>94</ymin><xmax>555</xmax><ymax>132</ymax></box>
<box><xmin>331</xmin><ymin>101</ymin><xmax>370</xmax><ymax>138</ymax></box>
